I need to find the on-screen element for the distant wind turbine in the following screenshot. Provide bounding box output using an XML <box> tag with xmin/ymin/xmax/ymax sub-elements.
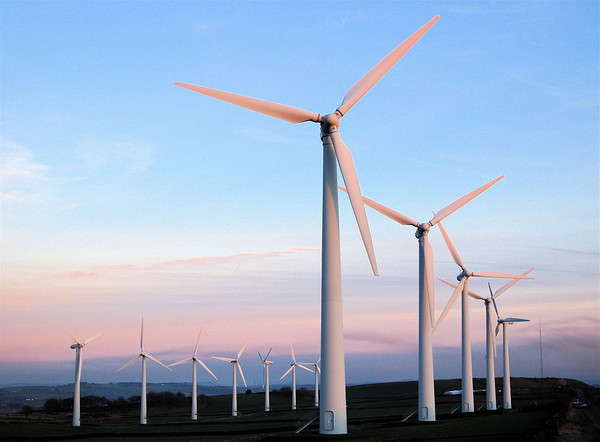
<box><xmin>434</xmin><ymin>222</ymin><xmax>532</xmax><ymax>413</ymax></box>
<box><xmin>67</xmin><ymin>331</ymin><xmax>101</xmax><ymax>427</ymax></box>
<box><xmin>115</xmin><ymin>318</ymin><xmax>171</xmax><ymax>424</ymax></box>
<box><xmin>299</xmin><ymin>357</ymin><xmax>321</xmax><ymax>407</ymax></box>
<box><xmin>258</xmin><ymin>348</ymin><xmax>273</xmax><ymax>412</ymax></box>
<box><xmin>175</xmin><ymin>15</ymin><xmax>440</xmax><ymax>435</ymax></box>
<box><xmin>439</xmin><ymin>267</ymin><xmax>534</xmax><ymax>410</ymax></box>
<box><xmin>168</xmin><ymin>331</ymin><xmax>218</xmax><ymax>420</ymax></box>
<box><xmin>491</xmin><ymin>298</ymin><xmax>530</xmax><ymax>409</ymax></box>
<box><xmin>212</xmin><ymin>344</ymin><xmax>248</xmax><ymax>416</ymax></box>
<box><xmin>341</xmin><ymin>175</ymin><xmax>504</xmax><ymax>421</ymax></box>
<box><xmin>280</xmin><ymin>344</ymin><xmax>314</xmax><ymax>410</ymax></box>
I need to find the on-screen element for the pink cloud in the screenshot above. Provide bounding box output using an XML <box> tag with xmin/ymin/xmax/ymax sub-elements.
<box><xmin>51</xmin><ymin>247</ymin><xmax>319</xmax><ymax>279</ymax></box>
<box><xmin>59</xmin><ymin>270</ymin><xmax>98</xmax><ymax>279</ymax></box>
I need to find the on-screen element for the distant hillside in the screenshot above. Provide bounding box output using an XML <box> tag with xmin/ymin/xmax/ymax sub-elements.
<box><xmin>0</xmin><ymin>382</ymin><xmax>312</xmax><ymax>412</ymax></box>
<box><xmin>0</xmin><ymin>383</ymin><xmax>232</xmax><ymax>412</ymax></box>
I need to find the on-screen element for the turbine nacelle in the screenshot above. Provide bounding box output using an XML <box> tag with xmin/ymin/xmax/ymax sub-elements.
<box><xmin>319</xmin><ymin>112</ymin><xmax>341</xmax><ymax>135</ymax></box>
<box><xmin>415</xmin><ymin>222</ymin><xmax>432</xmax><ymax>238</ymax></box>
<box><xmin>457</xmin><ymin>270</ymin><xmax>470</xmax><ymax>281</ymax></box>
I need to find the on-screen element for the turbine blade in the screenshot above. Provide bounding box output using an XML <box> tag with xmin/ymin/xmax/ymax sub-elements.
<box><xmin>265</xmin><ymin>347</ymin><xmax>273</xmax><ymax>361</ymax></box>
<box><xmin>114</xmin><ymin>355</ymin><xmax>141</xmax><ymax>373</ymax></box>
<box><xmin>493</xmin><ymin>268</ymin><xmax>535</xmax><ymax>300</ymax></box>
<box><xmin>491</xmin><ymin>317</ymin><xmax>497</xmax><ymax>359</ymax></box>
<box><xmin>193</xmin><ymin>329</ymin><xmax>202</xmax><ymax>357</ymax></box>
<box><xmin>430</xmin><ymin>176</ymin><xmax>504</xmax><ymax>226</ymax></box>
<box><xmin>339</xmin><ymin>186</ymin><xmax>419</xmax><ymax>227</ymax></box>
<box><xmin>439</xmin><ymin>278</ymin><xmax>486</xmax><ymax>301</ymax></box>
<box><xmin>338</xmin><ymin>16</ymin><xmax>441</xmax><ymax>115</ymax></box>
<box><xmin>472</xmin><ymin>271</ymin><xmax>534</xmax><ymax>279</ymax></box>
<box><xmin>174</xmin><ymin>82</ymin><xmax>320</xmax><ymax>123</ymax></box>
<box><xmin>212</xmin><ymin>356</ymin><xmax>235</xmax><ymax>363</ymax></box>
<box><xmin>237</xmin><ymin>343</ymin><xmax>247</xmax><ymax>360</ymax></box>
<box><xmin>196</xmin><ymin>359</ymin><xmax>219</xmax><ymax>381</ymax></box>
<box><xmin>63</xmin><ymin>327</ymin><xmax>80</xmax><ymax>345</ymax></box>
<box><xmin>503</xmin><ymin>317</ymin><xmax>530</xmax><ymax>323</ymax></box>
<box><xmin>290</xmin><ymin>344</ymin><xmax>296</xmax><ymax>363</ymax></box>
<box><xmin>438</xmin><ymin>278</ymin><xmax>458</xmax><ymax>289</ymax></box>
<box><xmin>145</xmin><ymin>353</ymin><xmax>172</xmax><ymax>370</ymax></box>
<box><xmin>316</xmin><ymin>364</ymin><xmax>321</xmax><ymax>375</ymax></box>
<box><xmin>492</xmin><ymin>297</ymin><xmax>501</xmax><ymax>320</ymax></box>
<box><xmin>436</xmin><ymin>220</ymin><xmax>465</xmax><ymax>270</ymax></box>
<box><xmin>83</xmin><ymin>333</ymin><xmax>102</xmax><ymax>345</ymax></box>
<box><xmin>140</xmin><ymin>316</ymin><xmax>144</xmax><ymax>352</ymax></box>
<box><xmin>488</xmin><ymin>282</ymin><xmax>494</xmax><ymax>298</ymax></box>
<box><xmin>330</xmin><ymin>132</ymin><xmax>378</xmax><ymax>275</ymax></box>
<box><xmin>297</xmin><ymin>363</ymin><xmax>315</xmax><ymax>374</ymax></box>
<box><xmin>469</xmin><ymin>291</ymin><xmax>487</xmax><ymax>301</ymax></box>
<box><xmin>258</xmin><ymin>351</ymin><xmax>264</xmax><ymax>362</ymax></box>
<box><xmin>237</xmin><ymin>363</ymin><xmax>248</xmax><ymax>388</ymax></box>
<box><xmin>424</xmin><ymin>237</ymin><xmax>436</xmax><ymax>326</ymax></box>
<box><xmin>280</xmin><ymin>365</ymin><xmax>294</xmax><ymax>380</ymax></box>
<box><xmin>168</xmin><ymin>357</ymin><xmax>193</xmax><ymax>368</ymax></box>
<box><xmin>433</xmin><ymin>278</ymin><xmax>465</xmax><ymax>332</ymax></box>
<box><xmin>495</xmin><ymin>322</ymin><xmax>501</xmax><ymax>336</ymax></box>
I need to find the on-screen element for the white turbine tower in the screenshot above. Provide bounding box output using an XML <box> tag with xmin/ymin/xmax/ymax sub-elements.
<box><xmin>168</xmin><ymin>331</ymin><xmax>218</xmax><ymax>420</ymax></box>
<box><xmin>341</xmin><ymin>176</ymin><xmax>504</xmax><ymax>421</ymax></box>
<box><xmin>115</xmin><ymin>318</ymin><xmax>171</xmax><ymax>424</ymax></box>
<box><xmin>67</xmin><ymin>332</ymin><xmax>101</xmax><ymax>427</ymax></box>
<box><xmin>433</xmin><ymin>225</ymin><xmax>533</xmax><ymax>413</ymax></box>
<box><xmin>299</xmin><ymin>358</ymin><xmax>321</xmax><ymax>407</ymax></box>
<box><xmin>175</xmin><ymin>16</ymin><xmax>440</xmax><ymax>434</ymax></box>
<box><xmin>490</xmin><ymin>291</ymin><xmax>530</xmax><ymax>409</ymax></box>
<box><xmin>439</xmin><ymin>267</ymin><xmax>534</xmax><ymax>410</ymax></box>
<box><xmin>212</xmin><ymin>344</ymin><xmax>248</xmax><ymax>417</ymax></box>
<box><xmin>280</xmin><ymin>344</ymin><xmax>314</xmax><ymax>410</ymax></box>
<box><xmin>258</xmin><ymin>348</ymin><xmax>273</xmax><ymax>412</ymax></box>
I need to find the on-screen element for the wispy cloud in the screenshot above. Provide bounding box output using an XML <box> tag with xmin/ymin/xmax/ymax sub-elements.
<box><xmin>53</xmin><ymin>247</ymin><xmax>319</xmax><ymax>279</ymax></box>
<box><xmin>236</xmin><ymin>126</ymin><xmax>299</xmax><ymax>145</ymax></box>
<box><xmin>0</xmin><ymin>137</ymin><xmax>48</xmax><ymax>203</ymax></box>
<box><xmin>507</xmin><ymin>74</ymin><xmax>598</xmax><ymax>111</ymax></box>
<box><xmin>345</xmin><ymin>330</ymin><xmax>402</xmax><ymax>347</ymax></box>
<box><xmin>59</xmin><ymin>271</ymin><xmax>99</xmax><ymax>279</ymax></box>
<box><xmin>76</xmin><ymin>139</ymin><xmax>155</xmax><ymax>174</ymax></box>
<box><xmin>548</xmin><ymin>247</ymin><xmax>600</xmax><ymax>257</ymax></box>
<box><xmin>195</xmin><ymin>20</ymin><xmax>224</xmax><ymax>34</ymax></box>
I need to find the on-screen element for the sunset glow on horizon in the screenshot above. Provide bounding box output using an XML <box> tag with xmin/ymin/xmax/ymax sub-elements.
<box><xmin>1</xmin><ymin>0</ymin><xmax>598</xmax><ymax>389</ymax></box>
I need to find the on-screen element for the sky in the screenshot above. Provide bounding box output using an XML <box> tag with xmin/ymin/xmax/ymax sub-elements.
<box><xmin>1</xmin><ymin>1</ymin><xmax>598</xmax><ymax>387</ymax></box>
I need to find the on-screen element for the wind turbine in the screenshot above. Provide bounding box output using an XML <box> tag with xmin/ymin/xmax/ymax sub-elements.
<box><xmin>434</xmin><ymin>223</ymin><xmax>533</xmax><ymax>413</ymax></box>
<box><xmin>258</xmin><ymin>348</ymin><xmax>273</xmax><ymax>412</ymax></box>
<box><xmin>212</xmin><ymin>344</ymin><xmax>248</xmax><ymax>417</ymax></box>
<box><xmin>439</xmin><ymin>268</ymin><xmax>533</xmax><ymax>410</ymax></box>
<box><xmin>168</xmin><ymin>331</ymin><xmax>218</xmax><ymax>420</ymax></box>
<box><xmin>67</xmin><ymin>332</ymin><xmax>101</xmax><ymax>427</ymax></box>
<box><xmin>490</xmin><ymin>290</ymin><xmax>530</xmax><ymax>409</ymax></box>
<box><xmin>299</xmin><ymin>357</ymin><xmax>321</xmax><ymax>407</ymax></box>
<box><xmin>341</xmin><ymin>175</ymin><xmax>505</xmax><ymax>421</ymax></box>
<box><xmin>115</xmin><ymin>318</ymin><xmax>171</xmax><ymax>424</ymax></box>
<box><xmin>280</xmin><ymin>344</ymin><xmax>314</xmax><ymax>410</ymax></box>
<box><xmin>175</xmin><ymin>15</ymin><xmax>440</xmax><ymax>434</ymax></box>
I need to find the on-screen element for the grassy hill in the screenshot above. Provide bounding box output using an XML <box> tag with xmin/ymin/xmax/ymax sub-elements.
<box><xmin>1</xmin><ymin>377</ymin><xmax>598</xmax><ymax>441</ymax></box>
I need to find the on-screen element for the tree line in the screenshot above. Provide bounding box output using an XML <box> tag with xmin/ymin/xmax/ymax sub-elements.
<box><xmin>43</xmin><ymin>391</ymin><xmax>204</xmax><ymax>412</ymax></box>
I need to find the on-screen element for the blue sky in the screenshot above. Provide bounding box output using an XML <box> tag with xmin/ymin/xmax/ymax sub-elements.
<box><xmin>1</xmin><ymin>1</ymin><xmax>598</xmax><ymax>385</ymax></box>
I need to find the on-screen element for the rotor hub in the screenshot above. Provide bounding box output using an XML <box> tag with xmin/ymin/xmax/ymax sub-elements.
<box><xmin>415</xmin><ymin>222</ymin><xmax>431</xmax><ymax>238</ymax></box>
<box><xmin>320</xmin><ymin>112</ymin><xmax>342</xmax><ymax>136</ymax></box>
<box><xmin>457</xmin><ymin>270</ymin><xmax>468</xmax><ymax>281</ymax></box>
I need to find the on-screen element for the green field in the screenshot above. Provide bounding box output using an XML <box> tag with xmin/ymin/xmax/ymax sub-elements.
<box><xmin>1</xmin><ymin>377</ymin><xmax>597</xmax><ymax>441</ymax></box>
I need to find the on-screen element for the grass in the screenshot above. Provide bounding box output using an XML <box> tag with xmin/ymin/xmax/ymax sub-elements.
<box><xmin>0</xmin><ymin>377</ymin><xmax>590</xmax><ymax>441</ymax></box>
